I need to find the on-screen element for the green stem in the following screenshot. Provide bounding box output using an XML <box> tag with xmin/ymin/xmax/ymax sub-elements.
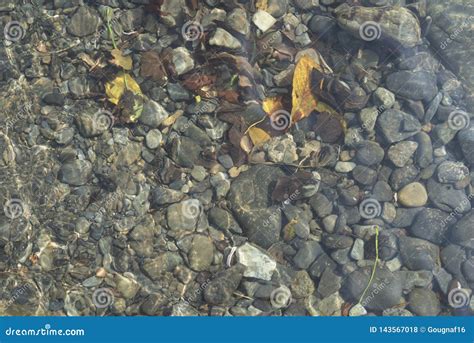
<box><xmin>106</xmin><ymin>8</ymin><xmax>117</xmax><ymax>50</ymax></box>
<box><xmin>358</xmin><ymin>226</ymin><xmax>379</xmax><ymax>306</ymax></box>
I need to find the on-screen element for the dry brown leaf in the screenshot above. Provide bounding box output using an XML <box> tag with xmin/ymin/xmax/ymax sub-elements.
<box><xmin>291</xmin><ymin>55</ymin><xmax>321</xmax><ymax>123</ymax></box>
<box><xmin>161</xmin><ymin>110</ymin><xmax>184</xmax><ymax>127</ymax></box>
<box><xmin>248</xmin><ymin>127</ymin><xmax>271</xmax><ymax>145</ymax></box>
<box><xmin>262</xmin><ymin>96</ymin><xmax>284</xmax><ymax>115</ymax></box>
<box><xmin>110</xmin><ymin>48</ymin><xmax>133</xmax><ymax>70</ymax></box>
<box><xmin>140</xmin><ymin>51</ymin><xmax>168</xmax><ymax>85</ymax></box>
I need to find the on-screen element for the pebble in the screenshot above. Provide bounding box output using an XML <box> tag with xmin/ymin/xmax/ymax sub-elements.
<box><xmin>68</xmin><ymin>6</ymin><xmax>101</xmax><ymax>37</ymax></box>
<box><xmin>355</xmin><ymin>141</ymin><xmax>385</xmax><ymax>166</ymax></box>
<box><xmin>437</xmin><ymin>161</ymin><xmax>469</xmax><ymax>183</ymax></box>
<box><xmin>209</xmin><ymin>28</ymin><xmax>242</xmax><ymax>49</ymax></box>
<box><xmin>399</xmin><ymin>237</ymin><xmax>439</xmax><ymax>271</ymax></box>
<box><xmin>397</xmin><ymin>182</ymin><xmax>428</xmax><ymax>207</ymax></box>
<box><xmin>188</xmin><ymin>235</ymin><xmax>214</xmax><ymax>271</ymax></box>
<box><xmin>291</xmin><ymin>270</ymin><xmax>315</xmax><ymax>298</ymax></box>
<box><xmin>139</xmin><ymin>99</ymin><xmax>170</xmax><ymax>128</ymax></box>
<box><xmin>408</xmin><ymin>288</ymin><xmax>441</xmax><ymax>316</ymax></box>
<box><xmin>410</xmin><ymin>208</ymin><xmax>450</xmax><ymax>244</ymax></box>
<box><xmin>293</xmin><ymin>241</ymin><xmax>323</xmax><ymax>270</ymax></box>
<box><xmin>59</xmin><ymin>159</ymin><xmax>92</xmax><ymax>186</ymax></box>
<box><xmin>450</xmin><ymin>210</ymin><xmax>474</xmax><ymax>249</ymax></box>
<box><xmin>427</xmin><ymin>179</ymin><xmax>471</xmax><ymax>213</ymax></box>
<box><xmin>378</xmin><ymin>109</ymin><xmax>421</xmax><ymax>144</ymax></box>
<box><xmin>373</xmin><ymin>87</ymin><xmax>395</xmax><ymax>109</ymax></box>
<box><xmin>386</xmin><ymin>71</ymin><xmax>438</xmax><ymax>101</ymax></box>
<box><xmin>228</xmin><ymin>8</ymin><xmax>250</xmax><ymax>37</ymax></box>
<box><xmin>252</xmin><ymin>10</ymin><xmax>277</xmax><ymax>32</ymax></box>
<box><xmin>170</xmin><ymin>47</ymin><xmax>195</xmax><ymax>76</ymax></box>
<box><xmin>236</xmin><ymin>243</ymin><xmax>277</xmax><ymax>281</ymax></box>
<box><xmin>350</xmin><ymin>238</ymin><xmax>365</xmax><ymax>261</ymax></box>
<box><xmin>335</xmin><ymin>161</ymin><xmax>356</xmax><ymax>173</ymax></box>
<box><xmin>387</xmin><ymin>141</ymin><xmax>418</xmax><ymax>167</ymax></box>
<box><xmin>145</xmin><ymin>129</ymin><xmax>162</xmax><ymax>149</ymax></box>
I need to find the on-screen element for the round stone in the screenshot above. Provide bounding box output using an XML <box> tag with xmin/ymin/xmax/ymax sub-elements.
<box><xmin>397</xmin><ymin>182</ymin><xmax>428</xmax><ymax>207</ymax></box>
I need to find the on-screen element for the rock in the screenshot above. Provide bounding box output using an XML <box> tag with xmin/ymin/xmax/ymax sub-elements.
<box><xmin>397</xmin><ymin>182</ymin><xmax>428</xmax><ymax>207</ymax></box>
<box><xmin>343</xmin><ymin>267</ymin><xmax>403</xmax><ymax>311</ymax></box>
<box><xmin>204</xmin><ymin>264</ymin><xmax>245</xmax><ymax>305</ymax></box>
<box><xmin>359</xmin><ymin>107</ymin><xmax>379</xmax><ymax>131</ymax></box>
<box><xmin>441</xmin><ymin>244</ymin><xmax>465</xmax><ymax>276</ymax></box>
<box><xmin>414</xmin><ymin>132</ymin><xmax>433</xmax><ymax>168</ymax></box>
<box><xmin>145</xmin><ymin>129</ymin><xmax>162</xmax><ymax>149</ymax></box>
<box><xmin>386</xmin><ymin>71</ymin><xmax>438</xmax><ymax>101</ymax></box>
<box><xmin>335</xmin><ymin>5</ymin><xmax>421</xmax><ymax>47</ymax></box>
<box><xmin>427</xmin><ymin>179</ymin><xmax>471</xmax><ymax>214</ymax></box>
<box><xmin>209</xmin><ymin>28</ymin><xmax>242</xmax><ymax>49</ymax></box>
<box><xmin>252</xmin><ymin>10</ymin><xmax>277</xmax><ymax>32</ymax></box>
<box><xmin>159</xmin><ymin>0</ymin><xmax>186</xmax><ymax>26</ymax></box>
<box><xmin>309</xmin><ymin>253</ymin><xmax>337</xmax><ymax>279</ymax></box>
<box><xmin>150</xmin><ymin>187</ymin><xmax>184</xmax><ymax>207</ymax></box>
<box><xmin>139</xmin><ymin>99</ymin><xmax>169</xmax><ymax>128</ymax></box>
<box><xmin>142</xmin><ymin>252</ymin><xmax>183</xmax><ymax>280</ymax></box>
<box><xmin>373</xmin><ymin>87</ymin><xmax>395</xmax><ymax>109</ymax></box>
<box><xmin>450</xmin><ymin>210</ymin><xmax>474</xmax><ymax>249</ymax></box>
<box><xmin>350</xmin><ymin>238</ymin><xmax>365</xmax><ymax>261</ymax></box>
<box><xmin>228</xmin><ymin>165</ymin><xmax>285</xmax><ymax>248</ymax></box>
<box><xmin>408</xmin><ymin>288</ymin><xmax>441</xmax><ymax>316</ymax></box>
<box><xmin>290</xmin><ymin>270</ymin><xmax>315</xmax><ymax>298</ymax></box>
<box><xmin>267</xmin><ymin>0</ymin><xmax>288</xmax><ymax>17</ymax></box>
<box><xmin>399</xmin><ymin>237</ymin><xmax>439</xmax><ymax>271</ymax></box>
<box><xmin>114</xmin><ymin>274</ymin><xmax>139</xmax><ymax>299</ymax></box>
<box><xmin>170</xmin><ymin>47</ymin><xmax>194</xmax><ymax>76</ymax></box>
<box><xmin>228</xmin><ymin>8</ymin><xmax>251</xmax><ymax>36</ymax></box>
<box><xmin>335</xmin><ymin>161</ymin><xmax>356</xmax><ymax>173</ymax></box>
<box><xmin>389</xmin><ymin>165</ymin><xmax>419</xmax><ymax>191</ymax></box>
<box><xmin>388</xmin><ymin>141</ymin><xmax>418</xmax><ymax>167</ymax></box>
<box><xmin>437</xmin><ymin>161</ymin><xmax>469</xmax><ymax>183</ymax></box>
<box><xmin>68</xmin><ymin>6</ymin><xmax>101</xmax><ymax>37</ymax></box>
<box><xmin>170</xmin><ymin>136</ymin><xmax>202</xmax><ymax>168</ymax></box>
<box><xmin>236</xmin><ymin>243</ymin><xmax>277</xmax><ymax>281</ymax></box>
<box><xmin>458</xmin><ymin>126</ymin><xmax>474</xmax><ymax>167</ymax></box>
<box><xmin>208</xmin><ymin>207</ymin><xmax>241</xmax><ymax>233</ymax></box>
<box><xmin>167</xmin><ymin>200</ymin><xmax>201</xmax><ymax>232</ymax></box>
<box><xmin>411</xmin><ymin>208</ymin><xmax>450</xmax><ymax>244</ymax></box>
<box><xmin>59</xmin><ymin>159</ymin><xmax>92</xmax><ymax>186</ymax></box>
<box><xmin>309</xmin><ymin>193</ymin><xmax>333</xmax><ymax>218</ymax></box>
<box><xmin>355</xmin><ymin>141</ymin><xmax>385</xmax><ymax>166</ymax></box>
<box><xmin>378</xmin><ymin>109</ymin><xmax>421</xmax><ymax>144</ymax></box>
<box><xmin>318</xmin><ymin>268</ymin><xmax>342</xmax><ymax>298</ymax></box>
<box><xmin>293</xmin><ymin>241</ymin><xmax>324</xmax><ymax>270</ymax></box>
<box><xmin>265</xmin><ymin>134</ymin><xmax>298</xmax><ymax>164</ymax></box>
<box><xmin>352</xmin><ymin>165</ymin><xmax>377</xmax><ymax>186</ymax></box>
<box><xmin>188</xmin><ymin>235</ymin><xmax>214</xmax><ymax>271</ymax></box>
<box><xmin>427</xmin><ymin>0</ymin><xmax>474</xmax><ymax>89</ymax></box>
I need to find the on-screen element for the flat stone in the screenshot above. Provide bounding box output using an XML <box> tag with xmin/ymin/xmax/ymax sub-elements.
<box><xmin>209</xmin><ymin>28</ymin><xmax>242</xmax><ymax>49</ymax></box>
<box><xmin>236</xmin><ymin>243</ymin><xmax>277</xmax><ymax>281</ymax></box>
<box><xmin>388</xmin><ymin>141</ymin><xmax>418</xmax><ymax>167</ymax></box>
<box><xmin>252</xmin><ymin>10</ymin><xmax>277</xmax><ymax>32</ymax></box>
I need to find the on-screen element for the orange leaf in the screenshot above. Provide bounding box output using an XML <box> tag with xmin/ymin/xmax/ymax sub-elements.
<box><xmin>248</xmin><ymin>127</ymin><xmax>271</xmax><ymax>145</ymax></box>
<box><xmin>262</xmin><ymin>96</ymin><xmax>284</xmax><ymax>116</ymax></box>
<box><xmin>291</xmin><ymin>55</ymin><xmax>321</xmax><ymax>122</ymax></box>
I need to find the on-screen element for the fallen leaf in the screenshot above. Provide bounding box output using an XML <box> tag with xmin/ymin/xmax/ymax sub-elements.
<box><xmin>161</xmin><ymin>110</ymin><xmax>184</xmax><ymax>127</ymax></box>
<box><xmin>256</xmin><ymin>0</ymin><xmax>268</xmax><ymax>10</ymax></box>
<box><xmin>218</xmin><ymin>90</ymin><xmax>240</xmax><ymax>103</ymax></box>
<box><xmin>140</xmin><ymin>51</ymin><xmax>168</xmax><ymax>85</ymax></box>
<box><xmin>105</xmin><ymin>73</ymin><xmax>142</xmax><ymax>105</ymax></box>
<box><xmin>182</xmin><ymin>72</ymin><xmax>216</xmax><ymax>91</ymax></box>
<box><xmin>291</xmin><ymin>55</ymin><xmax>321</xmax><ymax>122</ymax></box>
<box><xmin>110</xmin><ymin>48</ymin><xmax>133</xmax><ymax>70</ymax></box>
<box><xmin>248</xmin><ymin>127</ymin><xmax>270</xmax><ymax>145</ymax></box>
<box><xmin>118</xmin><ymin>90</ymin><xmax>144</xmax><ymax>123</ymax></box>
<box><xmin>262</xmin><ymin>96</ymin><xmax>284</xmax><ymax>115</ymax></box>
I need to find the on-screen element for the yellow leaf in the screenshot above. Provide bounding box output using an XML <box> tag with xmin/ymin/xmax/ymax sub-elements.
<box><xmin>291</xmin><ymin>55</ymin><xmax>321</xmax><ymax>123</ymax></box>
<box><xmin>256</xmin><ymin>0</ymin><xmax>268</xmax><ymax>10</ymax></box>
<box><xmin>105</xmin><ymin>73</ymin><xmax>142</xmax><ymax>105</ymax></box>
<box><xmin>248</xmin><ymin>127</ymin><xmax>271</xmax><ymax>145</ymax></box>
<box><xmin>110</xmin><ymin>48</ymin><xmax>133</xmax><ymax>70</ymax></box>
<box><xmin>262</xmin><ymin>96</ymin><xmax>284</xmax><ymax>115</ymax></box>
